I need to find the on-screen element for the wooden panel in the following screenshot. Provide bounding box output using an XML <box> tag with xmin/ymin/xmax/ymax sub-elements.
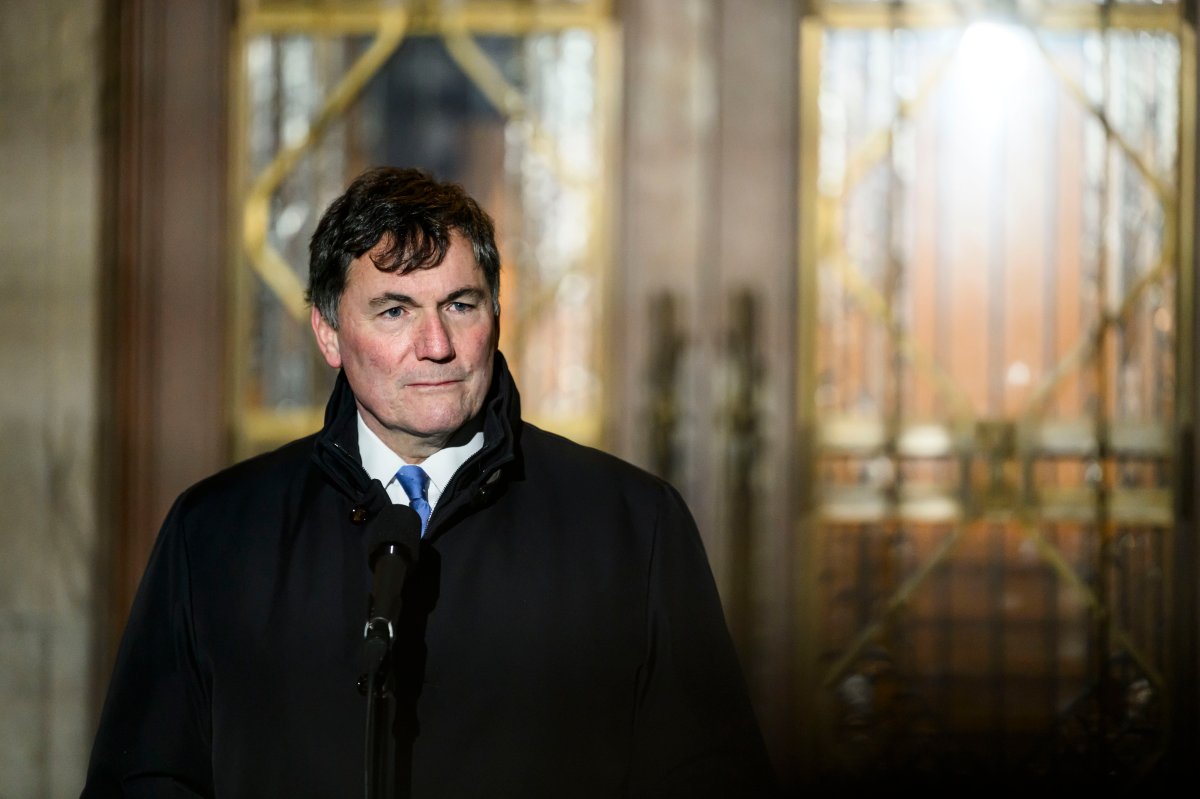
<box><xmin>104</xmin><ymin>0</ymin><xmax>230</xmax><ymax>671</ymax></box>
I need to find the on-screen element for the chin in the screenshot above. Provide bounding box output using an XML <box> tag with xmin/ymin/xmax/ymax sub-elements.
<box><xmin>409</xmin><ymin>413</ymin><xmax>470</xmax><ymax>437</ymax></box>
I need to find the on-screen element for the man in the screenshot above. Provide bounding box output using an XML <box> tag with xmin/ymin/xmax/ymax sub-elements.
<box><xmin>83</xmin><ymin>167</ymin><xmax>775</xmax><ymax>798</ymax></box>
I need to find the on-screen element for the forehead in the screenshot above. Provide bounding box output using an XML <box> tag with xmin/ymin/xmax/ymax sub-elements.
<box><xmin>345</xmin><ymin>234</ymin><xmax>485</xmax><ymax>293</ymax></box>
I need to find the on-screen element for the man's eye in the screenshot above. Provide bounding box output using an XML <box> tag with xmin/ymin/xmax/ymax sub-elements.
<box><xmin>448</xmin><ymin>301</ymin><xmax>474</xmax><ymax>313</ymax></box>
<box><xmin>382</xmin><ymin>306</ymin><xmax>404</xmax><ymax>318</ymax></box>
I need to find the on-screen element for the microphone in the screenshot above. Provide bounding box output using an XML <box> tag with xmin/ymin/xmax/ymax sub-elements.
<box><xmin>362</xmin><ymin>504</ymin><xmax>421</xmax><ymax>799</ymax></box>
<box><xmin>364</xmin><ymin>504</ymin><xmax>422</xmax><ymax>672</ymax></box>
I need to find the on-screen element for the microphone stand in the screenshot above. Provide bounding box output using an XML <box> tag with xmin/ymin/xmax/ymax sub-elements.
<box><xmin>364</xmin><ymin>615</ymin><xmax>396</xmax><ymax>799</ymax></box>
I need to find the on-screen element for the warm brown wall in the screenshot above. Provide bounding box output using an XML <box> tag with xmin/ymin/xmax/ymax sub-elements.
<box><xmin>103</xmin><ymin>0</ymin><xmax>231</xmax><ymax>671</ymax></box>
<box><xmin>615</xmin><ymin>0</ymin><xmax>802</xmax><ymax>782</ymax></box>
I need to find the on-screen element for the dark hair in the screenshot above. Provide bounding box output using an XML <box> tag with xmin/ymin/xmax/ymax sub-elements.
<box><xmin>307</xmin><ymin>166</ymin><xmax>501</xmax><ymax>328</ymax></box>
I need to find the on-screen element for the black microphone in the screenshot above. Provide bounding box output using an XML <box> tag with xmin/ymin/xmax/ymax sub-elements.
<box><xmin>362</xmin><ymin>504</ymin><xmax>421</xmax><ymax>799</ymax></box>
<box><xmin>364</xmin><ymin>504</ymin><xmax>422</xmax><ymax>672</ymax></box>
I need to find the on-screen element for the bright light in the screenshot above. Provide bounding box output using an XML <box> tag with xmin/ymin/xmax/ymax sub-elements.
<box><xmin>955</xmin><ymin>21</ymin><xmax>1038</xmax><ymax>129</ymax></box>
<box><xmin>958</xmin><ymin>21</ymin><xmax>1036</xmax><ymax>85</ymax></box>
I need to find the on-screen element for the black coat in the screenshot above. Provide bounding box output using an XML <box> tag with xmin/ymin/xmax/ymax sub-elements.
<box><xmin>83</xmin><ymin>353</ymin><xmax>776</xmax><ymax>798</ymax></box>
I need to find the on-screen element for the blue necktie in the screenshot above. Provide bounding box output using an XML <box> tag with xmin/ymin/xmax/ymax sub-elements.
<box><xmin>396</xmin><ymin>465</ymin><xmax>432</xmax><ymax>536</ymax></box>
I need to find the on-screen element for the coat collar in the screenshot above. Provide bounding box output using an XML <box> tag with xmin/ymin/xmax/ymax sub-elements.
<box><xmin>311</xmin><ymin>350</ymin><xmax>522</xmax><ymax>520</ymax></box>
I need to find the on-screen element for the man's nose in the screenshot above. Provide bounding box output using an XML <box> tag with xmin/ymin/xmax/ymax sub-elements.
<box><xmin>414</xmin><ymin>311</ymin><xmax>454</xmax><ymax>361</ymax></box>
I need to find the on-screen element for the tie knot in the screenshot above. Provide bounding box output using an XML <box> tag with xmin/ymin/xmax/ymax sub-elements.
<box><xmin>396</xmin><ymin>465</ymin><xmax>432</xmax><ymax>536</ymax></box>
<box><xmin>396</xmin><ymin>465</ymin><xmax>429</xmax><ymax>502</ymax></box>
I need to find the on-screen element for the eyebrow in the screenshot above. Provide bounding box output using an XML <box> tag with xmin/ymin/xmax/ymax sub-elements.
<box><xmin>367</xmin><ymin>286</ymin><xmax>487</xmax><ymax>308</ymax></box>
<box><xmin>445</xmin><ymin>287</ymin><xmax>487</xmax><ymax>304</ymax></box>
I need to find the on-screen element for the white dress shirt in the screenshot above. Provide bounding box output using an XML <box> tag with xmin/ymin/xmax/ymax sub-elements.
<box><xmin>356</xmin><ymin>412</ymin><xmax>484</xmax><ymax>514</ymax></box>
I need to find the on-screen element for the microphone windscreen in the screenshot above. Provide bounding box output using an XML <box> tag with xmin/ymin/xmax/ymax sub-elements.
<box><xmin>366</xmin><ymin>503</ymin><xmax>422</xmax><ymax>568</ymax></box>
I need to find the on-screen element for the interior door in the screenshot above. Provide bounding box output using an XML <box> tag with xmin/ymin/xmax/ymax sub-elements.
<box><xmin>796</xmin><ymin>0</ymin><xmax>1193</xmax><ymax>787</ymax></box>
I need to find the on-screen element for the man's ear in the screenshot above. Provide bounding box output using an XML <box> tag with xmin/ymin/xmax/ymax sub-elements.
<box><xmin>311</xmin><ymin>305</ymin><xmax>342</xmax><ymax>369</ymax></box>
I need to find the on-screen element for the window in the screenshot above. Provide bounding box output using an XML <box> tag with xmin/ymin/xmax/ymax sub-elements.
<box><xmin>231</xmin><ymin>0</ymin><xmax>617</xmax><ymax>458</ymax></box>
<box><xmin>799</xmin><ymin>0</ymin><xmax>1189</xmax><ymax>783</ymax></box>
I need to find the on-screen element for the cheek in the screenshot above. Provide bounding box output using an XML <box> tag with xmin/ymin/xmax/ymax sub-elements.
<box><xmin>469</xmin><ymin>330</ymin><xmax>493</xmax><ymax>360</ymax></box>
<box><xmin>464</xmin><ymin>319</ymin><xmax>498</xmax><ymax>358</ymax></box>
<box><xmin>467</xmin><ymin>330</ymin><xmax>497</xmax><ymax>390</ymax></box>
<box><xmin>342</xmin><ymin>332</ymin><xmax>400</xmax><ymax>373</ymax></box>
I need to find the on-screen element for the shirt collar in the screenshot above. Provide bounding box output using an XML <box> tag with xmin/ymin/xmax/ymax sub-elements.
<box><xmin>356</xmin><ymin>412</ymin><xmax>485</xmax><ymax>511</ymax></box>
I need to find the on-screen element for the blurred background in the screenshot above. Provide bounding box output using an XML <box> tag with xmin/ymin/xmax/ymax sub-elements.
<box><xmin>3</xmin><ymin>0</ymin><xmax>1200</xmax><ymax>794</ymax></box>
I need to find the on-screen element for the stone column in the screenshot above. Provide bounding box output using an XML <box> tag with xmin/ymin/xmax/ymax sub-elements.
<box><xmin>0</xmin><ymin>1</ymin><xmax>103</xmax><ymax>796</ymax></box>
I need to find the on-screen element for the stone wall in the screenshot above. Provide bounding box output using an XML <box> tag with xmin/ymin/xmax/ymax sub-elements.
<box><xmin>0</xmin><ymin>0</ymin><xmax>103</xmax><ymax>796</ymax></box>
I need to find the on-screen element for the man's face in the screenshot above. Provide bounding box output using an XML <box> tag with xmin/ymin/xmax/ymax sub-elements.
<box><xmin>312</xmin><ymin>233</ymin><xmax>498</xmax><ymax>463</ymax></box>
